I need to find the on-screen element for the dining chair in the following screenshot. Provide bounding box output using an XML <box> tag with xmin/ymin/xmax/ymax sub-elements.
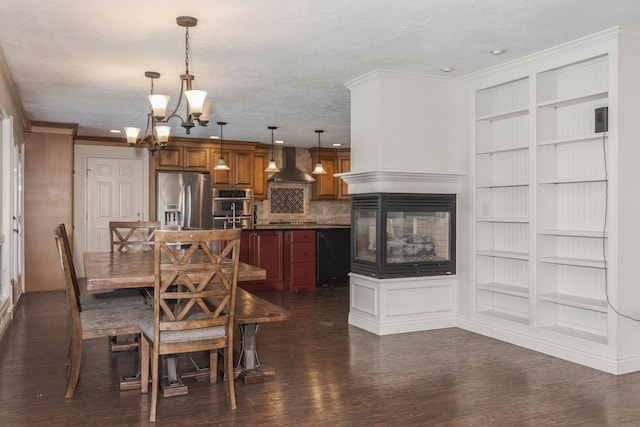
<box><xmin>139</xmin><ymin>229</ymin><xmax>241</xmax><ymax>422</ymax></box>
<box><xmin>109</xmin><ymin>221</ymin><xmax>161</xmax><ymax>253</ymax></box>
<box><xmin>108</xmin><ymin>221</ymin><xmax>161</xmax><ymax>349</ymax></box>
<box><xmin>52</xmin><ymin>224</ymin><xmax>151</xmax><ymax>399</ymax></box>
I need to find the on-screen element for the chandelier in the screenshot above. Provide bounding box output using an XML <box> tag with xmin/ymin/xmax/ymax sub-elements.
<box><xmin>124</xmin><ymin>16</ymin><xmax>209</xmax><ymax>153</ymax></box>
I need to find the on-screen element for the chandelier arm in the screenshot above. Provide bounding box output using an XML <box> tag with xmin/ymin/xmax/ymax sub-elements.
<box><xmin>160</xmin><ymin>78</ymin><xmax>188</xmax><ymax>123</ymax></box>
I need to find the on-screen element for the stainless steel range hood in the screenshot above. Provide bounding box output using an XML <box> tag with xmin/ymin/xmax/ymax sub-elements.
<box><xmin>268</xmin><ymin>147</ymin><xmax>316</xmax><ymax>183</ymax></box>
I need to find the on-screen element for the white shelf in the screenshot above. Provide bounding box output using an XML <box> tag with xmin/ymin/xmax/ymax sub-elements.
<box><xmin>477</xmin><ymin>250</ymin><xmax>529</xmax><ymax>261</ymax></box>
<box><xmin>539</xmin><ymin>324</ymin><xmax>607</xmax><ymax>345</ymax></box>
<box><xmin>538</xmin><ymin>133</ymin><xmax>608</xmax><ymax>147</ymax></box>
<box><xmin>476</xmin><ymin>145</ymin><xmax>529</xmax><ymax>155</ymax></box>
<box><xmin>537</xmin><ymin>256</ymin><xmax>605</xmax><ymax>269</ymax></box>
<box><xmin>477</xmin><ymin>217</ymin><xmax>528</xmax><ymax>223</ymax></box>
<box><xmin>537</xmin><ymin>177</ymin><xmax>606</xmax><ymax>185</ymax></box>
<box><xmin>538</xmin><ymin>292</ymin><xmax>607</xmax><ymax>312</ymax></box>
<box><xmin>476</xmin><ymin>182</ymin><xmax>528</xmax><ymax>189</ymax></box>
<box><xmin>476</xmin><ymin>108</ymin><xmax>528</xmax><ymax>122</ymax></box>
<box><xmin>538</xmin><ymin>229</ymin><xmax>607</xmax><ymax>238</ymax></box>
<box><xmin>477</xmin><ymin>282</ymin><xmax>529</xmax><ymax>297</ymax></box>
<box><xmin>477</xmin><ymin>309</ymin><xmax>529</xmax><ymax>325</ymax></box>
<box><xmin>537</xmin><ymin>90</ymin><xmax>608</xmax><ymax>109</ymax></box>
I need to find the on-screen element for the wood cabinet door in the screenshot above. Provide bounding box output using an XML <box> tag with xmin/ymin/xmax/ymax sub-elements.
<box><xmin>155</xmin><ymin>147</ymin><xmax>183</xmax><ymax>170</ymax></box>
<box><xmin>252</xmin><ymin>147</ymin><xmax>270</xmax><ymax>200</ymax></box>
<box><xmin>211</xmin><ymin>148</ymin><xmax>233</xmax><ymax>186</ymax></box>
<box><xmin>337</xmin><ymin>154</ymin><xmax>350</xmax><ymax>200</ymax></box>
<box><xmin>314</xmin><ymin>156</ymin><xmax>338</xmax><ymax>199</ymax></box>
<box><xmin>255</xmin><ymin>231</ymin><xmax>283</xmax><ymax>284</ymax></box>
<box><xmin>183</xmin><ymin>147</ymin><xmax>210</xmax><ymax>171</ymax></box>
<box><xmin>233</xmin><ymin>150</ymin><xmax>254</xmax><ymax>188</ymax></box>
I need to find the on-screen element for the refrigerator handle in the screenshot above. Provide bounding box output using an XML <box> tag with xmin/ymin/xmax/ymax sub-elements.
<box><xmin>186</xmin><ymin>185</ymin><xmax>192</xmax><ymax>229</ymax></box>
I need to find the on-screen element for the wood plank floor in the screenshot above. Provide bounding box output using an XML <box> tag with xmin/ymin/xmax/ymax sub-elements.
<box><xmin>2</xmin><ymin>289</ymin><xmax>640</xmax><ymax>426</ymax></box>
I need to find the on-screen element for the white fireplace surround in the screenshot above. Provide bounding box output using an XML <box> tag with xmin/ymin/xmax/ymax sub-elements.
<box><xmin>339</xmin><ymin>169</ymin><xmax>466</xmax><ymax>336</ymax></box>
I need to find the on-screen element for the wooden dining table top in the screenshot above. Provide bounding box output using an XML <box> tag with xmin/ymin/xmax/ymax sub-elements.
<box><xmin>83</xmin><ymin>251</ymin><xmax>288</xmax><ymax>325</ymax></box>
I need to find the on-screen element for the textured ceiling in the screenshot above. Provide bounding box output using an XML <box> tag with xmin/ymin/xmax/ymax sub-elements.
<box><xmin>1</xmin><ymin>0</ymin><xmax>639</xmax><ymax>148</ymax></box>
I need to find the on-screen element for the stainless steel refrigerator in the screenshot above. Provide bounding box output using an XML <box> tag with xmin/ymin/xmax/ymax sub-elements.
<box><xmin>156</xmin><ymin>172</ymin><xmax>213</xmax><ymax>230</ymax></box>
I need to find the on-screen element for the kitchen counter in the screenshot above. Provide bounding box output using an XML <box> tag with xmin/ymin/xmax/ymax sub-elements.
<box><xmin>253</xmin><ymin>223</ymin><xmax>350</xmax><ymax>230</ymax></box>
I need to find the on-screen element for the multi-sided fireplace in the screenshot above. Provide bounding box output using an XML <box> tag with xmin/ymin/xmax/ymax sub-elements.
<box><xmin>351</xmin><ymin>193</ymin><xmax>456</xmax><ymax>278</ymax></box>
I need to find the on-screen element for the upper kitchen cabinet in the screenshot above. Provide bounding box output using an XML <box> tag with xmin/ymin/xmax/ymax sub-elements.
<box><xmin>337</xmin><ymin>148</ymin><xmax>351</xmax><ymax>200</ymax></box>
<box><xmin>252</xmin><ymin>145</ymin><xmax>271</xmax><ymax>200</ymax></box>
<box><xmin>309</xmin><ymin>147</ymin><xmax>350</xmax><ymax>200</ymax></box>
<box><xmin>211</xmin><ymin>141</ymin><xmax>259</xmax><ymax>188</ymax></box>
<box><xmin>155</xmin><ymin>146</ymin><xmax>210</xmax><ymax>172</ymax></box>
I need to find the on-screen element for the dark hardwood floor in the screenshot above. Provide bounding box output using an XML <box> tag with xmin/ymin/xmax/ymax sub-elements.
<box><xmin>2</xmin><ymin>288</ymin><xmax>640</xmax><ymax>426</ymax></box>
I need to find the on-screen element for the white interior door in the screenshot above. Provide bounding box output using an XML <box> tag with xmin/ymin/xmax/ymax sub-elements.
<box><xmin>11</xmin><ymin>127</ymin><xmax>24</xmax><ymax>307</ymax></box>
<box><xmin>86</xmin><ymin>156</ymin><xmax>146</xmax><ymax>251</ymax></box>
<box><xmin>74</xmin><ymin>145</ymin><xmax>149</xmax><ymax>276</ymax></box>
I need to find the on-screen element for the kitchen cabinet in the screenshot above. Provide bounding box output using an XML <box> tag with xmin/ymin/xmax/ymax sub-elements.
<box><xmin>337</xmin><ymin>149</ymin><xmax>351</xmax><ymax>200</ymax></box>
<box><xmin>212</xmin><ymin>145</ymin><xmax>254</xmax><ymax>188</ymax></box>
<box><xmin>309</xmin><ymin>148</ymin><xmax>350</xmax><ymax>200</ymax></box>
<box><xmin>155</xmin><ymin>146</ymin><xmax>210</xmax><ymax>171</ymax></box>
<box><xmin>240</xmin><ymin>230</ymin><xmax>283</xmax><ymax>291</ymax></box>
<box><xmin>284</xmin><ymin>230</ymin><xmax>316</xmax><ymax>293</ymax></box>
<box><xmin>252</xmin><ymin>145</ymin><xmax>270</xmax><ymax>200</ymax></box>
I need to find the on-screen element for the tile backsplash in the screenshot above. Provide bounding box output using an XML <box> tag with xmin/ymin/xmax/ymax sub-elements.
<box><xmin>255</xmin><ymin>183</ymin><xmax>351</xmax><ymax>225</ymax></box>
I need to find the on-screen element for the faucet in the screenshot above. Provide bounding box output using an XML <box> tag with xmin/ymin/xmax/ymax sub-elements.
<box><xmin>231</xmin><ymin>203</ymin><xmax>236</xmax><ymax>229</ymax></box>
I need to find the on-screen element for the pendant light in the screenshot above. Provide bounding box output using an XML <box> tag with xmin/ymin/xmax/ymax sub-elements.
<box><xmin>213</xmin><ymin>121</ymin><xmax>230</xmax><ymax>171</ymax></box>
<box><xmin>312</xmin><ymin>129</ymin><xmax>327</xmax><ymax>175</ymax></box>
<box><xmin>265</xmin><ymin>126</ymin><xmax>280</xmax><ymax>173</ymax></box>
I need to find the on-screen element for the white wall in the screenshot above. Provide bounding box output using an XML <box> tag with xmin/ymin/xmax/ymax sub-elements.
<box><xmin>346</xmin><ymin>69</ymin><xmax>466</xmax><ymax>174</ymax></box>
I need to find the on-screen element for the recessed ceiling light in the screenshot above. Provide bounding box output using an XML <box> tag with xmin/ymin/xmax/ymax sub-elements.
<box><xmin>332</xmin><ymin>143</ymin><xmax>342</xmax><ymax>147</ymax></box>
<box><xmin>440</xmin><ymin>67</ymin><xmax>454</xmax><ymax>73</ymax></box>
<box><xmin>210</xmin><ymin>136</ymin><xmax>219</xmax><ymax>139</ymax></box>
<box><xmin>275</xmin><ymin>140</ymin><xmax>284</xmax><ymax>144</ymax></box>
<box><xmin>490</xmin><ymin>49</ymin><xmax>506</xmax><ymax>55</ymax></box>
<box><xmin>110</xmin><ymin>129</ymin><xmax>121</xmax><ymax>133</ymax></box>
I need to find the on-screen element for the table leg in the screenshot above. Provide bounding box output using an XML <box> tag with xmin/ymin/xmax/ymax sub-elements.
<box><xmin>237</xmin><ymin>323</ymin><xmax>275</xmax><ymax>384</ymax></box>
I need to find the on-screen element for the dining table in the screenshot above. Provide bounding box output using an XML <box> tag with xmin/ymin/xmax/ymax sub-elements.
<box><xmin>83</xmin><ymin>251</ymin><xmax>290</xmax><ymax>390</ymax></box>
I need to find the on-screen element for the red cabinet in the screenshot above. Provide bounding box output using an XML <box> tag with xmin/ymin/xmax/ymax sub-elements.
<box><xmin>240</xmin><ymin>230</ymin><xmax>284</xmax><ymax>291</ymax></box>
<box><xmin>284</xmin><ymin>230</ymin><xmax>316</xmax><ymax>293</ymax></box>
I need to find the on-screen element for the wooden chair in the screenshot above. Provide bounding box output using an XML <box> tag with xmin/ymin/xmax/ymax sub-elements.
<box><xmin>52</xmin><ymin>224</ymin><xmax>151</xmax><ymax>399</ymax></box>
<box><xmin>109</xmin><ymin>221</ymin><xmax>160</xmax><ymax>324</ymax></box>
<box><xmin>139</xmin><ymin>229</ymin><xmax>241</xmax><ymax>422</ymax></box>
<box><xmin>109</xmin><ymin>221</ymin><xmax>161</xmax><ymax>253</ymax></box>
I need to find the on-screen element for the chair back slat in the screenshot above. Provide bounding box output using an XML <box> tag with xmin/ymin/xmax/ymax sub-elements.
<box><xmin>110</xmin><ymin>221</ymin><xmax>161</xmax><ymax>253</ymax></box>
<box><xmin>153</xmin><ymin>229</ymin><xmax>241</xmax><ymax>342</ymax></box>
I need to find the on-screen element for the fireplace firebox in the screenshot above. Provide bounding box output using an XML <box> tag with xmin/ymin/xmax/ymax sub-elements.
<box><xmin>351</xmin><ymin>193</ymin><xmax>456</xmax><ymax>278</ymax></box>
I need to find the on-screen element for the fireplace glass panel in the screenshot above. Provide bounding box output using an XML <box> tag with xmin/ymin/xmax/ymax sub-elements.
<box><xmin>386</xmin><ymin>211</ymin><xmax>450</xmax><ymax>264</ymax></box>
<box><xmin>351</xmin><ymin>193</ymin><xmax>456</xmax><ymax>278</ymax></box>
<box><xmin>354</xmin><ymin>210</ymin><xmax>377</xmax><ymax>263</ymax></box>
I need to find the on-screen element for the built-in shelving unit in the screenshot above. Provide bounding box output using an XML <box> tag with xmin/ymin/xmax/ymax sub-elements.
<box><xmin>473</xmin><ymin>51</ymin><xmax>615</xmax><ymax>347</ymax></box>
<box><xmin>467</xmin><ymin>28</ymin><xmax>640</xmax><ymax>374</ymax></box>
<box><xmin>535</xmin><ymin>55</ymin><xmax>609</xmax><ymax>344</ymax></box>
<box><xmin>475</xmin><ymin>78</ymin><xmax>531</xmax><ymax>324</ymax></box>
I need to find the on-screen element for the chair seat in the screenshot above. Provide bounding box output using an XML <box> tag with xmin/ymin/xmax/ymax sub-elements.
<box><xmin>80</xmin><ymin>289</ymin><xmax>146</xmax><ymax>309</ymax></box>
<box><xmin>81</xmin><ymin>304</ymin><xmax>152</xmax><ymax>332</ymax></box>
<box><xmin>139</xmin><ymin>314</ymin><xmax>226</xmax><ymax>344</ymax></box>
